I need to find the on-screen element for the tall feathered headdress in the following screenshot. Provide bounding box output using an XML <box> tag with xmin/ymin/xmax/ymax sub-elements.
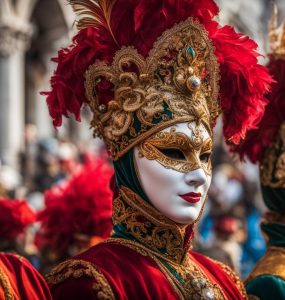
<box><xmin>236</xmin><ymin>4</ymin><xmax>285</xmax><ymax>211</ymax></box>
<box><xmin>42</xmin><ymin>0</ymin><xmax>273</xmax><ymax>159</ymax></box>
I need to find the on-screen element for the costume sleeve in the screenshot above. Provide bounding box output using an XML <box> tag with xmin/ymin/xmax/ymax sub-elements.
<box><xmin>0</xmin><ymin>253</ymin><xmax>52</xmax><ymax>300</ymax></box>
<box><xmin>246</xmin><ymin>275</ymin><xmax>285</xmax><ymax>300</ymax></box>
<box><xmin>46</xmin><ymin>259</ymin><xmax>115</xmax><ymax>300</ymax></box>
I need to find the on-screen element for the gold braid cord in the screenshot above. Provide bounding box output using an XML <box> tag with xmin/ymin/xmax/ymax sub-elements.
<box><xmin>260</xmin><ymin>122</ymin><xmax>285</xmax><ymax>188</ymax></box>
<box><xmin>46</xmin><ymin>259</ymin><xmax>115</xmax><ymax>300</ymax></box>
<box><xmin>0</xmin><ymin>267</ymin><xmax>14</xmax><ymax>300</ymax></box>
<box><xmin>85</xmin><ymin>17</ymin><xmax>220</xmax><ymax>160</ymax></box>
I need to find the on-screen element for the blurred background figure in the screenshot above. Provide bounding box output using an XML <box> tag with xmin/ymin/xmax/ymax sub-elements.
<box><xmin>0</xmin><ymin>198</ymin><xmax>35</xmax><ymax>256</ymax></box>
<box><xmin>35</xmin><ymin>156</ymin><xmax>113</xmax><ymax>274</ymax></box>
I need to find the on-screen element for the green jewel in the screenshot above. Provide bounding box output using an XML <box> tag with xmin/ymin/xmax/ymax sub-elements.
<box><xmin>186</xmin><ymin>46</ymin><xmax>195</xmax><ymax>59</ymax></box>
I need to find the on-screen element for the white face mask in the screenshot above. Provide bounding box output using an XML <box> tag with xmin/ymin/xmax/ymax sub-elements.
<box><xmin>134</xmin><ymin>121</ymin><xmax>212</xmax><ymax>224</ymax></box>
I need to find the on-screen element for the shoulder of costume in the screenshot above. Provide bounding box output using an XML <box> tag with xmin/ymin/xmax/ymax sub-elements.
<box><xmin>246</xmin><ymin>274</ymin><xmax>285</xmax><ymax>300</ymax></box>
<box><xmin>245</xmin><ymin>246</ymin><xmax>285</xmax><ymax>284</ymax></box>
<box><xmin>46</xmin><ymin>255</ymin><xmax>115</xmax><ymax>300</ymax></box>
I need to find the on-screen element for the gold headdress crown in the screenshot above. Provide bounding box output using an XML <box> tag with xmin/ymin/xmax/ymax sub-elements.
<box><xmin>85</xmin><ymin>18</ymin><xmax>220</xmax><ymax>160</ymax></box>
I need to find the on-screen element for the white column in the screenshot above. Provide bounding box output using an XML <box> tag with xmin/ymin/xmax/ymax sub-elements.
<box><xmin>0</xmin><ymin>21</ymin><xmax>31</xmax><ymax>168</ymax></box>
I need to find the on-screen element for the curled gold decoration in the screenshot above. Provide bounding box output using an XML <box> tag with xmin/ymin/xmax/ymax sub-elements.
<box><xmin>85</xmin><ymin>18</ymin><xmax>220</xmax><ymax>160</ymax></box>
<box><xmin>260</xmin><ymin>122</ymin><xmax>285</xmax><ymax>188</ymax></box>
<box><xmin>46</xmin><ymin>259</ymin><xmax>115</xmax><ymax>300</ymax></box>
<box><xmin>138</xmin><ymin>126</ymin><xmax>212</xmax><ymax>175</ymax></box>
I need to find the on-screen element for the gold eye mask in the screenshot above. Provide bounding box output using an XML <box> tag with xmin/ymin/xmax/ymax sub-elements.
<box><xmin>138</xmin><ymin>127</ymin><xmax>212</xmax><ymax>175</ymax></box>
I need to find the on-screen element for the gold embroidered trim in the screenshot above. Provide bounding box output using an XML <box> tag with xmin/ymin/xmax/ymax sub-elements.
<box><xmin>113</xmin><ymin>186</ymin><xmax>191</xmax><ymax>264</ymax></box>
<box><xmin>260</xmin><ymin>122</ymin><xmax>285</xmax><ymax>188</ymax></box>
<box><xmin>211</xmin><ymin>259</ymin><xmax>247</xmax><ymax>298</ymax></box>
<box><xmin>46</xmin><ymin>259</ymin><xmax>115</xmax><ymax>300</ymax></box>
<box><xmin>0</xmin><ymin>267</ymin><xmax>14</xmax><ymax>300</ymax></box>
<box><xmin>245</xmin><ymin>246</ymin><xmax>285</xmax><ymax>284</ymax></box>
<box><xmin>85</xmin><ymin>17</ymin><xmax>220</xmax><ymax>160</ymax></box>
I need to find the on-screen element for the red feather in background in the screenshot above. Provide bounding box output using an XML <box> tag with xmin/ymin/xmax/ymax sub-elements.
<box><xmin>237</xmin><ymin>58</ymin><xmax>285</xmax><ymax>162</ymax></box>
<box><xmin>36</xmin><ymin>158</ymin><xmax>113</xmax><ymax>255</ymax></box>
<box><xmin>0</xmin><ymin>199</ymin><xmax>36</xmax><ymax>239</ymax></box>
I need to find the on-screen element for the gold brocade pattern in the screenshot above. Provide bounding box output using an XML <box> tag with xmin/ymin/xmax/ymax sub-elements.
<box><xmin>139</xmin><ymin>126</ymin><xmax>212</xmax><ymax>175</ymax></box>
<box><xmin>85</xmin><ymin>18</ymin><xmax>220</xmax><ymax>159</ymax></box>
<box><xmin>113</xmin><ymin>186</ymin><xmax>190</xmax><ymax>264</ymax></box>
<box><xmin>46</xmin><ymin>259</ymin><xmax>115</xmax><ymax>300</ymax></box>
<box><xmin>260</xmin><ymin>122</ymin><xmax>285</xmax><ymax>188</ymax></box>
<box><xmin>0</xmin><ymin>267</ymin><xmax>14</xmax><ymax>300</ymax></box>
<box><xmin>245</xmin><ymin>246</ymin><xmax>285</xmax><ymax>284</ymax></box>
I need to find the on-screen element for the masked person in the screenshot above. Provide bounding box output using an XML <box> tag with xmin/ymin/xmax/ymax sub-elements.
<box><xmin>0</xmin><ymin>199</ymin><xmax>52</xmax><ymax>300</ymax></box>
<box><xmin>43</xmin><ymin>0</ymin><xmax>273</xmax><ymax>299</ymax></box>
<box><xmin>238</xmin><ymin>7</ymin><xmax>285</xmax><ymax>300</ymax></box>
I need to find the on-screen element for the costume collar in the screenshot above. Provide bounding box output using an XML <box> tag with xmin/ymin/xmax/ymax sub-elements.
<box><xmin>112</xmin><ymin>186</ymin><xmax>194</xmax><ymax>264</ymax></box>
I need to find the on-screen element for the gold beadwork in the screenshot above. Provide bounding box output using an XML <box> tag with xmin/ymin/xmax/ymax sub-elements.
<box><xmin>260</xmin><ymin>122</ymin><xmax>285</xmax><ymax>188</ymax></box>
<box><xmin>138</xmin><ymin>124</ymin><xmax>212</xmax><ymax>175</ymax></box>
<box><xmin>46</xmin><ymin>259</ymin><xmax>115</xmax><ymax>300</ymax></box>
<box><xmin>85</xmin><ymin>17</ymin><xmax>220</xmax><ymax>160</ymax></box>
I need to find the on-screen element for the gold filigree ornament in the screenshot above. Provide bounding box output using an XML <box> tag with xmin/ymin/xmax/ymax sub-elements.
<box><xmin>260</xmin><ymin>122</ymin><xmax>285</xmax><ymax>188</ymax></box>
<box><xmin>85</xmin><ymin>17</ymin><xmax>220</xmax><ymax>160</ymax></box>
<box><xmin>138</xmin><ymin>126</ymin><xmax>213</xmax><ymax>175</ymax></box>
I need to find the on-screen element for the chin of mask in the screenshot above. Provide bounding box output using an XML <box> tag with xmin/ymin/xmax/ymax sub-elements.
<box><xmin>134</xmin><ymin>121</ymin><xmax>212</xmax><ymax>225</ymax></box>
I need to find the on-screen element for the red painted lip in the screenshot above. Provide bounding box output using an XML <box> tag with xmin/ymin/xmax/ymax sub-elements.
<box><xmin>179</xmin><ymin>192</ymin><xmax>201</xmax><ymax>203</ymax></box>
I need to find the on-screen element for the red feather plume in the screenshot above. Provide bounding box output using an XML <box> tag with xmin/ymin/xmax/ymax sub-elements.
<box><xmin>0</xmin><ymin>199</ymin><xmax>36</xmax><ymax>239</ymax></box>
<box><xmin>36</xmin><ymin>157</ymin><xmax>113</xmax><ymax>255</ymax></box>
<box><xmin>43</xmin><ymin>0</ymin><xmax>273</xmax><ymax>146</ymax></box>
<box><xmin>236</xmin><ymin>58</ymin><xmax>285</xmax><ymax>162</ymax></box>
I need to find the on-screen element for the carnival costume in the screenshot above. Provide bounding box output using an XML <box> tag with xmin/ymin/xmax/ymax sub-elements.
<box><xmin>44</xmin><ymin>0</ymin><xmax>273</xmax><ymax>299</ymax></box>
<box><xmin>239</xmin><ymin>7</ymin><xmax>285</xmax><ymax>300</ymax></box>
<box><xmin>0</xmin><ymin>199</ymin><xmax>52</xmax><ymax>300</ymax></box>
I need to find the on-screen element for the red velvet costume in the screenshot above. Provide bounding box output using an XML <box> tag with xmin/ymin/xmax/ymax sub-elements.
<box><xmin>47</xmin><ymin>189</ymin><xmax>246</xmax><ymax>299</ymax></box>
<box><xmin>0</xmin><ymin>252</ymin><xmax>52</xmax><ymax>300</ymax></box>
<box><xmin>43</xmin><ymin>0</ymin><xmax>273</xmax><ymax>299</ymax></box>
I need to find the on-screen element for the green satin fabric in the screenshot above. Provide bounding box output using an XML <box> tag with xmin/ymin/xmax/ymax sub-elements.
<box><xmin>246</xmin><ymin>275</ymin><xmax>285</xmax><ymax>300</ymax></box>
<box><xmin>113</xmin><ymin>149</ymin><xmax>148</xmax><ymax>202</ymax></box>
<box><xmin>261</xmin><ymin>185</ymin><xmax>285</xmax><ymax>213</ymax></box>
<box><xmin>112</xmin><ymin>149</ymin><xmax>150</xmax><ymax>239</ymax></box>
<box><xmin>261</xmin><ymin>223</ymin><xmax>285</xmax><ymax>247</ymax></box>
